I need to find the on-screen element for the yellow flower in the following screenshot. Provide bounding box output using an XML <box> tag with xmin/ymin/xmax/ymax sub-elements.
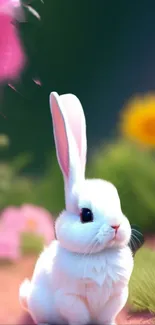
<box><xmin>120</xmin><ymin>94</ymin><xmax>155</xmax><ymax>147</ymax></box>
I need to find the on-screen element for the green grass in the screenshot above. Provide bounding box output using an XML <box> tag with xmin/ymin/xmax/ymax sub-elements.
<box><xmin>128</xmin><ymin>247</ymin><xmax>155</xmax><ymax>313</ymax></box>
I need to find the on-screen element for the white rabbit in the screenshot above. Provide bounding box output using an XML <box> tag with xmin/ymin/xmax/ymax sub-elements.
<box><xmin>19</xmin><ymin>92</ymin><xmax>134</xmax><ymax>325</ymax></box>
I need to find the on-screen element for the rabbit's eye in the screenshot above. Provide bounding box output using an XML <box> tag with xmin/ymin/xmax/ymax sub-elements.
<box><xmin>80</xmin><ymin>208</ymin><xmax>93</xmax><ymax>223</ymax></box>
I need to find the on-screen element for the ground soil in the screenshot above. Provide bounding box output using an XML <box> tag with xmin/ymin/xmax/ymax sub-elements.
<box><xmin>0</xmin><ymin>255</ymin><xmax>36</xmax><ymax>324</ymax></box>
<box><xmin>1</xmin><ymin>238</ymin><xmax>155</xmax><ymax>325</ymax></box>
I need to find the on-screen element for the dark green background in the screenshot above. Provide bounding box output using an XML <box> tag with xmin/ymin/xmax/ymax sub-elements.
<box><xmin>1</xmin><ymin>0</ymin><xmax>155</xmax><ymax>174</ymax></box>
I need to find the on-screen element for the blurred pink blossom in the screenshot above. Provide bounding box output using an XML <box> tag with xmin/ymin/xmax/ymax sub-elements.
<box><xmin>0</xmin><ymin>204</ymin><xmax>55</xmax><ymax>245</ymax></box>
<box><xmin>0</xmin><ymin>0</ymin><xmax>26</xmax><ymax>83</ymax></box>
<box><xmin>0</xmin><ymin>204</ymin><xmax>55</xmax><ymax>261</ymax></box>
<box><xmin>20</xmin><ymin>204</ymin><xmax>55</xmax><ymax>244</ymax></box>
<box><xmin>0</xmin><ymin>206</ymin><xmax>23</xmax><ymax>232</ymax></box>
<box><xmin>0</xmin><ymin>228</ymin><xmax>20</xmax><ymax>260</ymax></box>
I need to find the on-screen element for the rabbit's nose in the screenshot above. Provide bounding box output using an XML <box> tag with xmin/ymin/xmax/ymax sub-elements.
<box><xmin>111</xmin><ymin>225</ymin><xmax>120</xmax><ymax>234</ymax></box>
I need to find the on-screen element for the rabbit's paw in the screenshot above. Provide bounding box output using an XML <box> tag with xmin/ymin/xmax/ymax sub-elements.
<box><xmin>97</xmin><ymin>287</ymin><xmax>128</xmax><ymax>325</ymax></box>
<box><xmin>55</xmin><ymin>292</ymin><xmax>90</xmax><ymax>325</ymax></box>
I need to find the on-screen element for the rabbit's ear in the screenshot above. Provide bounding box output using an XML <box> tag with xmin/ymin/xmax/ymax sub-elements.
<box><xmin>60</xmin><ymin>93</ymin><xmax>87</xmax><ymax>176</ymax></box>
<box><xmin>50</xmin><ymin>92</ymin><xmax>87</xmax><ymax>188</ymax></box>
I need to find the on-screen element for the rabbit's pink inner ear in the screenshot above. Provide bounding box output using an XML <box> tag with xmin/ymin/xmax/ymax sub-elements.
<box><xmin>61</xmin><ymin>95</ymin><xmax>87</xmax><ymax>173</ymax></box>
<box><xmin>50</xmin><ymin>94</ymin><xmax>69</xmax><ymax>179</ymax></box>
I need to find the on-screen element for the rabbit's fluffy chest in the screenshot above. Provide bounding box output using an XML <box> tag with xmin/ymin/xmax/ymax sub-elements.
<box><xmin>44</xmin><ymin>241</ymin><xmax>133</xmax><ymax>313</ymax></box>
<box><xmin>47</xmin><ymin>241</ymin><xmax>133</xmax><ymax>294</ymax></box>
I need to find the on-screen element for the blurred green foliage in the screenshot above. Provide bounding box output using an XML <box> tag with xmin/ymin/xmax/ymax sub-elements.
<box><xmin>20</xmin><ymin>232</ymin><xmax>44</xmax><ymax>255</ymax></box>
<box><xmin>129</xmin><ymin>247</ymin><xmax>155</xmax><ymax>312</ymax></box>
<box><xmin>33</xmin><ymin>155</ymin><xmax>64</xmax><ymax>214</ymax></box>
<box><xmin>0</xmin><ymin>137</ymin><xmax>35</xmax><ymax>209</ymax></box>
<box><xmin>2</xmin><ymin>134</ymin><xmax>155</xmax><ymax>233</ymax></box>
<box><xmin>87</xmin><ymin>139</ymin><xmax>155</xmax><ymax>233</ymax></box>
<box><xmin>0</xmin><ymin>134</ymin><xmax>64</xmax><ymax>215</ymax></box>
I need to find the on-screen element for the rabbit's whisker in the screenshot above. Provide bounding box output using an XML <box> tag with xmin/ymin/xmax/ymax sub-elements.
<box><xmin>131</xmin><ymin>233</ymin><xmax>142</xmax><ymax>247</ymax></box>
<box><xmin>129</xmin><ymin>236</ymin><xmax>136</xmax><ymax>252</ymax></box>
<box><xmin>131</xmin><ymin>228</ymin><xmax>143</xmax><ymax>237</ymax></box>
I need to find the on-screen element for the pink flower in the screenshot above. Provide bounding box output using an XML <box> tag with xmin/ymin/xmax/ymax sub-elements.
<box><xmin>0</xmin><ymin>206</ymin><xmax>23</xmax><ymax>232</ymax></box>
<box><xmin>0</xmin><ymin>204</ymin><xmax>55</xmax><ymax>245</ymax></box>
<box><xmin>0</xmin><ymin>0</ymin><xmax>21</xmax><ymax>15</ymax></box>
<box><xmin>0</xmin><ymin>228</ymin><xmax>20</xmax><ymax>260</ymax></box>
<box><xmin>0</xmin><ymin>0</ymin><xmax>26</xmax><ymax>83</ymax></box>
<box><xmin>19</xmin><ymin>204</ymin><xmax>55</xmax><ymax>244</ymax></box>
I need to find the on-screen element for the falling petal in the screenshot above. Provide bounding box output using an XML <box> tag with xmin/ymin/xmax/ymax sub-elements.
<box><xmin>8</xmin><ymin>83</ymin><xmax>17</xmax><ymax>91</ymax></box>
<box><xmin>24</xmin><ymin>5</ymin><xmax>41</xmax><ymax>20</ymax></box>
<box><xmin>33</xmin><ymin>78</ymin><xmax>42</xmax><ymax>86</ymax></box>
<box><xmin>8</xmin><ymin>83</ymin><xmax>24</xmax><ymax>97</ymax></box>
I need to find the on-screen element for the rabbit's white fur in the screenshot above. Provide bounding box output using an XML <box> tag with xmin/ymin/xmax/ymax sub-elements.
<box><xmin>19</xmin><ymin>92</ymin><xmax>134</xmax><ymax>325</ymax></box>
